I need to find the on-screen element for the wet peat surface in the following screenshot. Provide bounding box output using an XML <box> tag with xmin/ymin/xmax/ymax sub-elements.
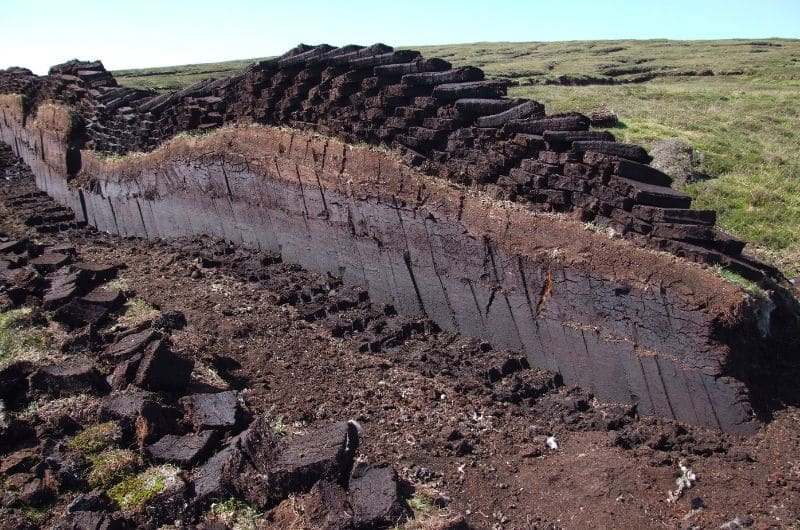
<box><xmin>0</xmin><ymin>146</ymin><xmax>798</xmax><ymax>529</ymax></box>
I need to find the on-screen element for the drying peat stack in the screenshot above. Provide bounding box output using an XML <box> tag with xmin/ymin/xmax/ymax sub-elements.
<box><xmin>0</xmin><ymin>43</ymin><xmax>797</xmax><ymax>434</ymax></box>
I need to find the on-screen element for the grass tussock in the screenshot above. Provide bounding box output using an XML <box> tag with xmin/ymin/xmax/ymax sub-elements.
<box><xmin>32</xmin><ymin>102</ymin><xmax>77</xmax><ymax>139</ymax></box>
<box><xmin>68</xmin><ymin>421</ymin><xmax>119</xmax><ymax>455</ymax></box>
<box><xmin>87</xmin><ymin>448</ymin><xmax>138</xmax><ymax>488</ymax></box>
<box><xmin>114</xmin><ymin>298</ymin><xmax>160</xmax><ymax>329</ymax></box>
<box><xmin>0</xmin><ymin>308</ymin><xmax>50</xmax><ymax>367</ymax></box>
<box><xmin>208</xmin><ymin>498</ymin><xmax>263</xmax><ymax>530</ymax></box>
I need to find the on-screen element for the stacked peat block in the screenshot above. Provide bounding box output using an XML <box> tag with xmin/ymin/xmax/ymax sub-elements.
<box><xmin>0</xmin><ymin>44</ymin><xmax>778</xmax><ymax>281</ymax></box>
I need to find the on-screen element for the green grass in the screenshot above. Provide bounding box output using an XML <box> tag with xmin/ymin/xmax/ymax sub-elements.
<box><xmin>271</xmin><ymin>415</ymin><xmax>286</xmax><ymax>436</ymax></box>
<box><xmin>111</xmin><ymin>39</ymin><xmax>800</xmax><ymax>276</ymax></box>
<box><xmin>714</xmin><ymin>265</ymin><xmax>767</xmax><ymax>297</ymax></box>
<box><xmin>410</xmin><ymin>39</ymin><xmax>800</xmax><ymax>84</ymax></box>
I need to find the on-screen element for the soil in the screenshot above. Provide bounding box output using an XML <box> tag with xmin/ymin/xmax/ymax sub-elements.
<box><xmin>0</xmin><ymin>145</ymin><xmax>798</xmax><ymax>529</ymax></box>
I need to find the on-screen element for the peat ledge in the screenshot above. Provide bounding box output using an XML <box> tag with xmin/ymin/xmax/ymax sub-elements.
<box><xmin>0</xmin><ymin>43</ymin><xmax>798</xmax><ymax>434</ymax></box>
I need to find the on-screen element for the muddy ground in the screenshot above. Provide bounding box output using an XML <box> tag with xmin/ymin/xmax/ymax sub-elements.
<box><xmin>0</xmin><ymin>146</ymin><xmax>798</xmax><ymax>529</ymax></box>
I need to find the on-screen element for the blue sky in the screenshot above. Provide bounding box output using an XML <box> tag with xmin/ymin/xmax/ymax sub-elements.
<box><xmin>1</xmin><ymin>0</ymin><xmax>798</xmax><ymax>74</ymax></box>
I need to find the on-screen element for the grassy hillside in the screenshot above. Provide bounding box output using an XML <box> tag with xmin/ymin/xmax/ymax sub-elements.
<box><xmin>113</xmin><ymin>39</ymin><xmax>800</xmax><ymax>276</ymax></box>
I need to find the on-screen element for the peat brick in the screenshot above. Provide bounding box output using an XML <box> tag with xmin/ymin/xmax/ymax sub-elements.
<box><xmin>453</xmin><ymin>98</ymin><xmax>525</xmax><ymax>119</ymax></box>
<box><xmin>573</xmin><ymin>142</ymin><xmax>652</xmax><ymax>164</ymax></box>
<box><xmin>520</xmin><ymin>159</ymin><xmax>560</xmax><ymax>176</ymax></box>
<box><xmin>134</xmin><ymin>340</ymin><xmax>193</xmax><ymax>392</ymax></box>
<box><xmin>80</xmin><ymin>287</ymin><xmax>124</xmax><ymax>309</ymax></box>
<box><xmin>610</xmin><ymin>209</ymin><xmax>654</xmax><ymax>235</ymax></box>
<box><xmin>711</xmin><ymin>230</ymin><xmax>747</xmax><ymax>255</ymax></box>
<box><xmin>504</xmin><ymin>114</ymin><xmax>590</xmax><ymax>135</ymax></box>
<box><xmin>475</xmin><ymin>100</ymin><xmax>545</xmax><ymax>128</ymax></box>
<box><xmin>29</xmin><ymin>361</ymin><xmax>106</xmax><ymax>396</ymax></box>
<box><xmin>349</xmin><ymin>465</ymin><xmax>407</xmax><ymax>528</ymax></box>
<box><xmin>30</xmin><ymin>253</ymin><xmax>70</xmax><ymax>274</ymax></box>
<box><xmin>108</xmin><ymin>353</ymin><xmax>142</xmax><ymax>390</ymax></box>
<box><xmin>349</xmin><ymin>50</ymin><xmax>420</xmax><ymax>69</ymax></box>
<box><xmin>631</xmin><ymin>205</ymin><xmax>716</xmax><ymax>225</ymax></box>
<box><xmin>267</xmin><ymin>421</ymin><xmax>359</xmax><ymax>498</ymax></box>
<box><xmin>193</xmin><ymin>419</ymin><xmax>359</xmax><ymax>510</ymax></box>
<box><xmin>549</xmin><ymin>175</ymin><xmax>590</xmax><ymax>193</ymax></box>
<box><xmin>590</xmin><ymin>184</ymin><xmax>635</xmax><ymax>210</ymax></box>
<box><xmin>100</xmin><ymin>388</ymin><xmax>153</xmax><ymax>422</ymax></box>
<box><xmin>432</xmin><ymin>81</ymin><xmax>507</xmax><ymax>100</ymax></box>
<box><xmin>43</xmin><ymin>269</ymin><xmax>87</xmax><ymax>309</ymax></box>
<box><xmin>0</xmin><ymin>239</ymin><xmax>27</xmax><ymax>254</ymax></box>
<box><xmin>180</xmin><ymin>390</ymin><xmax>241</xmax><ymax>430</ymax></box>
<box><xmin>615</xmin><ymin>159</ymin><xmax>673</xmax><ymax>187</ymax></box>
<box><xmin>55</xmin><ymin>511</ymin><xmax>128</xmax><ymax>530</ymax></box>
<box><xmin>146</xmin><ymin>430</ymin><xmax>220</xmax><ymax>467</ymax></box>
<box><xmin>300</xmin><ymin>480</ymin><xmax>352</xmax><ymax>530</ymax></box>
<box><xmin>401</xmin><ymin>67</ymin><xmax>484</xmax><ymax>86</ymax></box>
<box><xmin>374</xmin><ymin>58</ymin><xmax>452</xmax><ymax>77</ymax></box>
<box><xmin>190</xmin><ymin>432</ymin><xmax>248</xmax><ymax>506</ymax></box>
<box><xmin>543</xmin><ymin>130</ymin><xmax>615</xmax><ymax>147</ymax></box>
<box><xmin>104</xmin><ymin>328</ymin><xmax>160</xmax><ymax>360</ymax></box>
<box><xmin>651</xmin><ymin>223</ymin><xmax>716</xmax><ymax>243</ymax></box>
<box><xmin>136</xmin><ymin>401</ymin><xmax>183</xmax><ymax>445</ymax></box>
<box><xmin>73</xmin><ymin>261</ymin><xmax>120</xmax><ymax>284</ymax></box>
<box><xmin>52</xmin><ymin>299</ymin><xmax>109</xmax><ymax>328</ymax></box>
<box><xmin>609</xmin><ymin>177</ymin><xmax>692</xmax><ymax>209</ymax></box>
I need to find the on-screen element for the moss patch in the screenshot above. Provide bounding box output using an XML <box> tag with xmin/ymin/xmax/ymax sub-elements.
<box><xmin>108</xmin><ymin>465</ymin><xmax>180</xmax><ymax>513</ymax></box>
<box><xmin>68</xmin><ymin>421</ymin><xmax>118</xmax><ymax>455</ymax></box>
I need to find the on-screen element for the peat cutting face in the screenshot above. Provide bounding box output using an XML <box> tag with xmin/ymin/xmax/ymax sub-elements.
<box><xmin>0</xmin><ymin>44</ymin><xmax>798</xmax><ymax>435</ymax></box>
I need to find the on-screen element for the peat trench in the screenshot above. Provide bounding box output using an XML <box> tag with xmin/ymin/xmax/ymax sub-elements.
<box><xmin>1</xmin><ymin>45</ymin><xmax>799</xmax><ymax>436</ymax></box>
<box><xmin>1</xmin><ymin>143</ymin><xmax>800</xmax><ymax>529</ymax></box>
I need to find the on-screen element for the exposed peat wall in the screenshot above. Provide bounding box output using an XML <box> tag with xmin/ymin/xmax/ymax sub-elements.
<box><xmin>1</xmin><ymin>44</ymin><xmax>798</xmax><ymax>434</ymax></box>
